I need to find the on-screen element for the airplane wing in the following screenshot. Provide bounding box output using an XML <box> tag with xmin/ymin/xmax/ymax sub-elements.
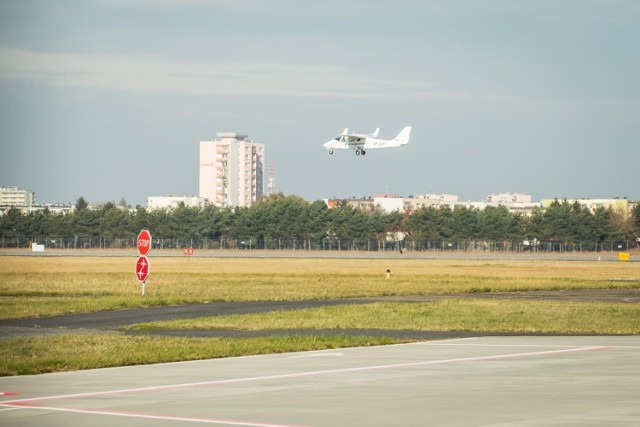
<box><xmin>324</xmin><ymin>129</ymin><xmax>364</xmax><ymax>152</ymax></box>
<box><xmin>336</xmin><ymin>129</ymin><xmax>366</xmax><ymax>146</ymax></box>
<box><xmin>343</xmin><ymin>135</ymin><xmax>365</xmax><ymax>146</ymax></box>
<box><xmin>341</xmin><ymin>129</ymin><xmax>377</xmax><ymax>143</ymax></box>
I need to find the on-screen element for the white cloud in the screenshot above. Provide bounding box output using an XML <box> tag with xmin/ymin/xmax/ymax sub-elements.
<box><xmin>0</xmin><ymin>47</ymin><xmax>464</xmax><ymax>100</ymax></box>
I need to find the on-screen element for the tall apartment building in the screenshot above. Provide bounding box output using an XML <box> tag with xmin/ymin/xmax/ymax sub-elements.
<box><xmin>199</xmin><ymin>132</ymin><xmax>264</xmax><ymax>207</ymax></box>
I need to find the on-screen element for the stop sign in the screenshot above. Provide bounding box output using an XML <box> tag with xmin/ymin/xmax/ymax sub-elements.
<box><xmin>136</xmin><ymin>256</ymin><xmax>150</xmax><ymax>282</ymax></box>
<box><xmin>137</xmin><ymin>229</ymin><xmax>152</xmax><ymax>256</ymax></box>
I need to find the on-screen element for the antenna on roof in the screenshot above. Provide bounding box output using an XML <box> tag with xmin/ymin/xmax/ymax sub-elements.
<box><xmin>268</xmin><ymin>162</ymin><xmax>276</xmax><ymax>195</ymax></box>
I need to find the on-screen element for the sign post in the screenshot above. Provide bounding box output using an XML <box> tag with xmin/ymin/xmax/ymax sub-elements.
<box><xmin>136</xmin><ymin>229</ymin><xmax>152</xmax><ymax>295</ymax></box>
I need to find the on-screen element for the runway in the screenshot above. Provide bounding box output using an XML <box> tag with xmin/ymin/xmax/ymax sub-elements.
<box><xmin>2</xmin><ymin>336</ymin><xmax>639</xmax><ymax>426</ymax></box>
<box><xmin>1</xmin><ymin>247</ymin><xmax>636</xmax><ymax>262</ymax></box>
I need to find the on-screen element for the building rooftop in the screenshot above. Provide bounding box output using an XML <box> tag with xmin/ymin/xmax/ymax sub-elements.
<box><xmin>216</xmin><ymin>131</ymin><xmax>249</xmax><ymax>141</ymax></box>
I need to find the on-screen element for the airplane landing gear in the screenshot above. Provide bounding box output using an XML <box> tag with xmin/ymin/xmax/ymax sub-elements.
<box><xmin>328</xmin><ymin>150</ymin><xmax>333</xmax><ymax>155</ymax></box>
<box><xmin>355</xmin><ymin>149</ymin><xmax>366</xmax><ymax>156</ymax></box>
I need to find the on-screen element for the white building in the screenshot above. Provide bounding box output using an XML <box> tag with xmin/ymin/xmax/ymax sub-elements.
<box><xmin>480</xmin><ymin>193</ymin><xmax>538</xmax><ymax>216</ymax></box>
<box><xmin>332</xmin><ymin>192</ymin><xmax>540</xmax><ymax>216</ymax></box>
<box><xmin>404</xmin><ymin>194</ymin><xmax>459</xmax><ymax>211</ymax></box>
<box><xmin>199</xmin><ymin>132</ymin><xmax>265</xmax><ymax>207</ymax></box>
<box><xmin>0</xmin><ymin>186</ymin><xmax>35</xmax><ymax>207</ymax></box>
<box><xmin>372</xmin><ymin>194</ymin><xmax>458</xmax><ymax>213</ymax></box>
<box><xmin>454</xmin><ymin>193</ymin><xmax>539</xmax><ymax>216</ymax></box>
<box><xmin>147</xmin><ymin>196</ymin><xmax>206</xmax><ymax>211</ymax></box>
<box><xmin>374</xmin><ymin>195</ymin><xmax>404</xmax><ymax>213</ymax></box>
<box><xmin>486</xmin><ymin>192</ymin><xmax>532</xmax><ymax>204</ymax></box>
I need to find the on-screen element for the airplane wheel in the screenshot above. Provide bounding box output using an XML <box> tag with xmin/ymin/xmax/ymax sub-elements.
<box><xmin>355</xmin><ymin>149</ymin><xmax>361</xmax><ymax>155</ymax></box>
<box><xmin>329</xmin><ymin>150</ymin><xmax>333</xmax><ymax>155</ymax></box>
<box><xmin>361</xmin><ymin>150</ymin><xmax>366</xmax><ymax>155</ymax></box>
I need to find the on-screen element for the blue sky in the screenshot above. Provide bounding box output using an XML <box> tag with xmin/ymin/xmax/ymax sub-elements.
<box><xmin>1</xmin><ymin>0</ymin><xmax>638</xmax><ymax>206</ymax></box>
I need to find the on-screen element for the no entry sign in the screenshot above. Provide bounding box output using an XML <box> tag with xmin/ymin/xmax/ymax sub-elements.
<box><xmin>137</xmin><ymin>229</ymin><xmax>152</xmax><ymax>256</ymax></box>
<box><xmin>136</xmin><ymin>256</ymin><xmax>150</xmax><ymax>282</ymax></box>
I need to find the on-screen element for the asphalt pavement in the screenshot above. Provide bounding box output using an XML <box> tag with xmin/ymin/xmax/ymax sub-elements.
<box><xmin>2</xmin><ymin>289</ymin><xmax>638</xmax><ymax>340</ymax></box>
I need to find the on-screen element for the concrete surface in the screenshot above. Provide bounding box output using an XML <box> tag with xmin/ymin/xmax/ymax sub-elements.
<box><xmin>2</xmin><ymin>336</ymin><xmax>639</xmax><ymax>426</ymax></box>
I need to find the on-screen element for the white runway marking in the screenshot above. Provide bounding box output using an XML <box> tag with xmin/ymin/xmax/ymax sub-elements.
<box><xmin>428</xmin><ymin>342</ymin><xmax>609</xmax><ymax>348</ymax></box>
<box><xmin>289</xmin><ymin>352</ymin><xmax>344</xmax><ymax>359</ymax></box>
<box><xmin>1</xmin><ymin>404</ymin><xmax>296</xmax><ymax>426</ymax></box>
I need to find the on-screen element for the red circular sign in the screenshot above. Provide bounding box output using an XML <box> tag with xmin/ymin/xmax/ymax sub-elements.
<box><xmin>136</xmin><ymin>256</ymin><xmax>150</xmax><ymax>282</ymax></box>
<box><xmin>137</xmin><ymin>229</ymin><xmax>152</xmax><ymax>256</ymax></box>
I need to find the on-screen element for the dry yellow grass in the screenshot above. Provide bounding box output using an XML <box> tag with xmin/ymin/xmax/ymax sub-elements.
<box><xmin>1</xmin><ymin>256</ymin><xmax>638</xmax><ymax>319</ymax></box>
<box><xmin>2</xmin><ymin>255</ymin><xmax>638</xmax><ymax>278</ymax></box>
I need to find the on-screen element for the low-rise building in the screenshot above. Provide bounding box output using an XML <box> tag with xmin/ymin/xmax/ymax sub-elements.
<box><xmin>402</xmin><ymin>194</ymin><xmax>458</xmax><ymax>212</ymax></box>
<box><xmin>374</xmin><ymin>195</ymin><xmax>404</xmax><ymax>213</ymax></box>
<box><xmin>486</xmin><ymin>192</ymin><xmax>532</xmax><ymax>204</ymax></box>
<box><xmin>327</xmin><ymin>193</ymin><xmax>541</xmax><ymax>216</ymax></box>
<box><xmin>541</xmin><ymin>197</ymin><xmax>633</xmax><ymax>217</ymax></box>
<box><xmin>326</xmin><ymin>194</ymin><xmax>459</xmax><ymax>213</ymax></box>
<box><xmin>324</xmin><ymin>197</ymin><xmax>375</xmax><ymax>212</ymax></box>
<box><xmin>147</xmin><ymin>196</ymin><xmax>206</xmax><ymax>211</ymax></box>
<box><xmin>0</xmin><ymin>186</ymin><xmax>35</xmax><ymax>207</ymax></box>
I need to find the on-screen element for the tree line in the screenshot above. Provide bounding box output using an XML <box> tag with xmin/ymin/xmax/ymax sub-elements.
<box><xmin>1</xmin><ymin>193</ymin><xmax>639</xmax><ymax>250</ymax></box>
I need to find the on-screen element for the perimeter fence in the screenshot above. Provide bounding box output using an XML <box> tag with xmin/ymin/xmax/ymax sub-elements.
<box><xmin>1</xmin><ymin>236</ymin><xmax>638</xmax><ymax>253</ymax></box>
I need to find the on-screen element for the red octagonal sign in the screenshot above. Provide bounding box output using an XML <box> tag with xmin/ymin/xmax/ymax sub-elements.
<box><xmin>136</xmin><ymin>256</ymin><xmax>150</xmax><ymax>282</ymax></box>
<box><xmin>137</xmin><ymin>229</ymin><xmax>152</xmax><ymax>256</ymax></box>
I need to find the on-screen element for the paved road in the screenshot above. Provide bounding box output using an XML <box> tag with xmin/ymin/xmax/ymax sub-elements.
<box><xmin>2</xmin><ymin>247</ymin><xmax>638</xmax><ymax>261</ymax></box>
<box><xmin>2</xmin><ymin>289</ymin><xmax>638</xmax><ymax>340</ymax></box>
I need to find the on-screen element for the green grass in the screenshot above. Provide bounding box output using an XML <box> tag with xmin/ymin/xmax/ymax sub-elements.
<box><xmin>128</xmin><ymin>300</ymin><xmax>640</xmax><ymax>335</ymax></box>
<box><xmin>0</xmin><ymin>334</ymin><xmax>406</xmax><ymax>376</ymax></box>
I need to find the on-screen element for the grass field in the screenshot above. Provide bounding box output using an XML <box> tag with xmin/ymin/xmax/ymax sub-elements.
<box><xmin>1</xmin><ymin>255</ymin><xmax>639</xmax><ymax>375</ymax></box>
<box><xmin>2</xmin><ymin>256</ymin><xmax>639</xmax><ymax>319</ymax></box>
<box><xmin>0</xmin><ymin>334</ymin><xmax>404</xmax><ymax>376</ymax></box>
<box><xmin>128</xmin><ymin>299</ymin><xmax>640</xmax><ymax>335</ymax></box>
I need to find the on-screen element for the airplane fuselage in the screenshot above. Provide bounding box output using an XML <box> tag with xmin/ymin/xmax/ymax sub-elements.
<box><xmin>323</xmin><ymin>126</ymin><xmax>411</xmax><ymax>156</ymax></box>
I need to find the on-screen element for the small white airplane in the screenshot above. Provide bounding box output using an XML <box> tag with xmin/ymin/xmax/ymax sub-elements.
<box><xmin>323</xmin><ymin>126</ymin><xmax>411</xmax><ymax>156</ymax></box>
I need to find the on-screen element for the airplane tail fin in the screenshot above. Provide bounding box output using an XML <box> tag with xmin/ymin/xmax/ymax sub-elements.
<box><xmin>392</xmin><ymin>126</ymin><xmax>411</xmax><ymax>145</ymax></box>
